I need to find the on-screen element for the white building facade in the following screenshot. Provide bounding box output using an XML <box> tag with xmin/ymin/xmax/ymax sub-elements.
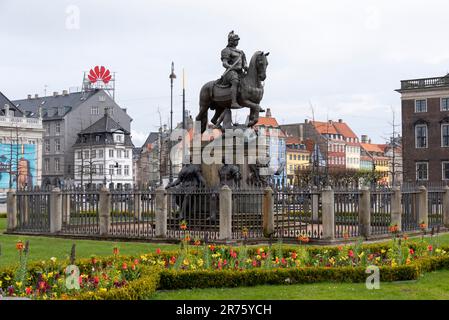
<box><xmin>73</xmin><ymin>112</ymin><xmax>134</xmax><ymax>188</ymax></box>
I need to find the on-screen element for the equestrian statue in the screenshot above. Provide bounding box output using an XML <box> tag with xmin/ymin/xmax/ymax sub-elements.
<box><xmin>195</xmin><ymin>31</ymin><xmax>269</xmax><ymax>133</ymax></box>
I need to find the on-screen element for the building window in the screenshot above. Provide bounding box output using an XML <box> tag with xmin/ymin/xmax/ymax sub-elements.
<box><xmin>55</xmin><ymin>158</ymin><xmax>60</xmax><ymax>172</ymax></box>
<box><xmin>116</xmin><ymin>165</ymin><xmax>122</xmax><ymax>175</ymax></box>
<box><xmin>44</xmin><ymin>159</ymin><xmax>49</xmax><ymax>172</ymax></box>
<box><xmin>96</xmin><ymin>135</ymin><xmax>100</xmax><ymax>142</ymax></box>
<box><xmin>77</xmin><ymin>165</ymin><xmax>82</xmax><ymax>176</ymax></box>
<box><xmin>442</xmin><ymin>124</ymin><xmax>449</xmax><ymax>147</ymax></box>
<box><xmin>415</xmin><ymin>124</ymin><xmax>428</xmax><ymax>148</ymax></box>
<box><xmin>109</xmin><ymin>165</ymin><xmax>114</xmax><ymax>176</ymax></box>
<box><xmin>44</xmin><ymin>139</ymin><xmax>50</xmax><ymax>153</ymax></box>
<box><xmin>443</xmin><ymin>162</ymin><xmax>449</xmax><ymax>180</ymax></box>
<box><xmin>98</xmin><ymin>149</ymin><xmax>104</xmax><ymax>158</ymax></box>
<box><xmin>117</xmin><ymin>150</ymin><xmax>122</xmax><ymax>158</ymax></box>
<box><xmin>91</xmin><ymin>150</ymin><xmax>96</xmax><ymax>158</ymax></box>
<box><xmin>442</xmin><ymin>98</ymin><xmax>449</xmax><ymax>111</ymax></box>
<box><xmin>77</xmin><ymin>151</ymin><xmax>82</xmax><ymax>159</ymax></box>
<box><xmin>91</xmin><ymin>106</ymin><xmax>99</xmax><ymax>115</ymax></box>
<box><xmin>415</xmin><ymin>99</ymin><xmax>427</xmax><ymax>113</ymax></box>
<box><xmin>289</xmin><ymin>165</ymin><xmax>293</xmax><ymax>172</ymax></box>
<box><xmin>91</xmin><ymin>165</ymin><xmax>96</xmax><ymax>175</ymax></box>
<box><xmin>124</xmin><ymin>150</ymin><xmax>129</xmax><ymax>158</ymax></box>
<box><xmin>98</xmin><ymin>164</ymin><xmax>104</xmax><ymax>175</ymax></box>
<box><xmin>44</xmin><ymin>124</ymin><xmax>50</xmax><ymax>135</ymax></box>
<box><xmin>99</xmin><ymin>95</ymin><xmax>106</xmax><ymax>102</ymax></box>
<box><xmin>55</xmin><ymin>123</ymin><xmax>61</xmax><ymax>135</ymax></box>
<box><xmin>109</xmin><ymin>149</ymin><xmax>114</xmax><ymax>158</ymax></box>
<box><xmin>124</xmin><ymin>165</ymin><xmax>129</xmax><ymax>176</ymax></box>
<box><xmin>55</xmin><ymin>139</ymin><xmax>61</xmax><ymax>152</ymax></box>
<box><xmin>289</xmin><ymin>154</ymin><xmax>292</xmax><ymax>161</ymax></box>
<box><xmin>84</xmin><ymin>150</ymin><xmax>89</xmax><ymax>159</ymax></box>
<box><xmin>416</xmin><ymin>162</ymin><xmax>428</xmax><ymax>181</ymax></box>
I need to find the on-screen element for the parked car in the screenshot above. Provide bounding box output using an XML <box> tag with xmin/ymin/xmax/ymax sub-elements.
<box><xmin>0</xmin><ymin>192</ymin><xmax>6</xmax><ymax>204</ymax></box>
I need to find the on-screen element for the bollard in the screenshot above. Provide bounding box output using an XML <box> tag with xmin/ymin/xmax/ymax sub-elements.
<box><xmin>321</xmin><ymin>186</ymin><xmax>335</xmax><ymax>240</ymax></box>
<box><xmin>49</xmin><ymin>187</ymin><xmax>62</xmax><ymax>233</ymax></box>
<box><xmin>263</xmin><ymin>186</ymin><xmax>274</xmax><ymax>238</ymax></box>
<box><xmin>418</xmin><ymin>186</ymin><xmax>428</xmax><ymax>227</ymax></box>
<box><xmin>443</xmin><ymin>186</ymin><xmax>449</xmax><ymax>228</ymax></box>
<box><xmin>6</xmin><ymin>189</ymin><xmax>17</xmax><ymax>231</ymax></box>
<box><xmin>99</xmin><ymin>186</ymin><xmax>111</xmax><ymax>236</ymax></box>
<box><xmin>219</xmin><ymin>185</ymin><xmax>232</xmax><ymax>240</ymax></box>
<box><xmin>359</xmin><ymin>186</ymin><xmax>371</xmax><ymax>238</ymax></box>
<box><xmin>391</xmin><ymin>186</ymin><xmax>402</xmax><ymax>232</ymax></box>
<box><xmin>155</xmin><ymin>187</ymin><xmax>167</xmax><ymax>238</ymax></box>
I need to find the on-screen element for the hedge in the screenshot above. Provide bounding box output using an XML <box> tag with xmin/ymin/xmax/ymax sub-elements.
<box><xmin>158</xmin><ymin>265</ymin><xmax>420</xmax><ymax>290</ymax></box>
<box><xmin>0</xmin><ymin>213</ymin><xmax>6</xmax><ymax>218</ymax></box>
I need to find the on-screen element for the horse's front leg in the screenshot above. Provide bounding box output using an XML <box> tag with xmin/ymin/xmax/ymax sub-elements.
<box><xmin>242</xmin><ymin>100</ymin><xmax>260</xmax><ymax>127</ymax></box>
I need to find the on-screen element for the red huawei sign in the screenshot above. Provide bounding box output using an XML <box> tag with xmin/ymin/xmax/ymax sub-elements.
<box><xmin>88</xmin><ymin>66</ymin><xmax>112</xmax><ymax>84</ymax></box>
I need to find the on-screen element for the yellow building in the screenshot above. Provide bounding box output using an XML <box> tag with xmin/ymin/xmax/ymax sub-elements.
<box><xmin>286</xmin><ymin>137</ymin><xmax>311</xmax><ymax>185</ymax></box>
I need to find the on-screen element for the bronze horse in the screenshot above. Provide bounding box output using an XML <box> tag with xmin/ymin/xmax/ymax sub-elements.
<box><xmin>196</xmin><ymin>51</ymin><xmax>269</xmax><ymax>133</ymax></box>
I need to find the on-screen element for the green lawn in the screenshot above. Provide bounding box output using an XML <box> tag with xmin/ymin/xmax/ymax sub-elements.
<box><xmin>0</xmin><ymin>218</ymin><xmax>177</xmax><ymax>267</ymax></box>
<box><xmin>152</xmin><ymin>269</ymin><xmax>449</xmax><ymax>300</ymax></box>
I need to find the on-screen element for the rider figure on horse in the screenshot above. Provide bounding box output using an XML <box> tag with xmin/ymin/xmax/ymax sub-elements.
<box><xmin>221</xmin><ymin>31</ymin><xmax>248</xmax><ymax>109</ymax></box>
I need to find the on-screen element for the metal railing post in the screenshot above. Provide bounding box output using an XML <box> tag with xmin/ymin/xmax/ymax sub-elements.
<box><xmin>391</xmin><ymin>186</ymin><xmax>402</xmax><ymax>232</ymax></box>
<box><xmin>49</xmin><ymin>187</ymin><xmax>62</xmax><ymax>233</ymax></box>
<box><xmin>321</xmin><ymin>186</ymin><xmax>335</xmax><ymax>240</ymax></box>
<box><xmin>99</xmin><ymin>186</ymin><xmax>111</xmax><ymax>236</ymax></box>
<box><xmin>359</xmin><ymin>186</ymin><xmax>371</xmax><ymax>238</ymax></box>
<box><xmin>155</xmin><ymin>186</ymin><xmax>167</xmax><ymax>238</ymax></box>
<box><xmin>6</xmin><ymin>189</ymin><xmax>17</xmax><ymax>231</ymax></box>
<box><xmin>219</xmin><ymin>185</ymin><xmax>232</xmax><ymax>240</ymax></box>
<box><xmin>263</xmin><ymin>186</ymin><xmax>274</xmax><ymax>238</ymax></box>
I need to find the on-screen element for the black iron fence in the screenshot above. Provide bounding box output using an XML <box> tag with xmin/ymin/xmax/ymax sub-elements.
<box><xmin>61</xmin><ymin>187</ymin><xmax>99</xmax><ymax>235</ymax></box>
<box><xmin>16</xmin><ymin>188</ymin><xmax>50</xmax><ymax>233</ymax></box>
<box><xmin>273</xmin><ymin>188</ymin><xmax>322</xmax><ymax>240</ymax></box>
<box><xmin>334</xmin><ymin>190</ymin><xmax>360</xmax><ymax>238</ymax></box>
<box><xmin>370</xmin><ymin>190</ymin><xmax>392</xmax><ymax>235</ymax></box>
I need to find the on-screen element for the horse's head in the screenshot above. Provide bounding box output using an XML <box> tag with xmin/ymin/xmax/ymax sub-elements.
<box><xmin>256</xmin><ymin>51</ymin><xmax>269</xmax><ymax>81</ymax></box>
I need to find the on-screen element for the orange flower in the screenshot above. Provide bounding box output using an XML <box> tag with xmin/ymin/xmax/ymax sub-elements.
<box><xmin>16</xmin><ymin>240</ymin><xmax>24</xmax><ymax>252</ymax></box>
<box><xmin>420</xmin><ymin>223</ymin><xmax>427</xmax><ymax>230</ymax></box>
<box><xmin>180</xmin><ymin>221</ymin><xmax>187</xmax><ymax>230</ymax></box>
<box><xmin>184</xmin><ymin>235</ymin><xmax>191</xmax><ymax>242</ymax></box>
<box><xmin>155</xmin><ymin>248</ymin><xmax>161</xmax><ymax>255</ymax></box>
<box><xmin>113</xmin><ymin>246</ymin><xmax>119</xmax><ymax>256</ymax></box>
<box><xmin>297</xmin><ymin>235</ymin><xmax>310</xmax><ymax>244</ymax></box>
<box><xmin>209</xmin><ymin>245</ymin><xmax>215</xmax><ymax>251</ymax></box>
<box><xmin>194</xmin><ymin>239</ymin><xmax>201</xmax><ymax>246</ymax></box>
<box><xmin>389</xmin><ymin>224</ymin><xmax>399</xmax><ymax>233</ymax></box>
<box><xmin>291</xmin><ymin>252</ymin><xmax>297</xmax><ymax>260</ymax></box>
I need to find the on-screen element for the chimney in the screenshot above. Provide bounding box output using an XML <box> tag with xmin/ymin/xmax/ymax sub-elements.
<box><xmin>368</xmin><ymin>138</ymin><xmax>371</xmax><ymax>144</ymax></box>
<box><xmin>27</xmin><ymin>94</ymin><xmax>32</xmax><ymax>100</ymax></box>
<box><xmin>35</xmin><ymin>94</ymin><xmax>39</xmax><ymax>99</ymax></box>
<box><xmin>266</xmin><ymin>108</ymin><xmax>272</xmax><ymax>117</ymax></box>
<box><xmin>328</xmin><ymin>120</ymin><xmax>333</xmax><ymax>124</ymax></box>
<box><xmin>361</xmin><ymin>135</ymin><xmax>368</xmax><ymax>143</ymax></box>
<box><xmin>338</xmin><ymin>119</ymin><xmax>343</xmax><ymax>123</ymax></box>
<box><xmin>53</xmin><ymin>91</ymin><xmax>59</xmax><ymax>97</ymax></box>
<box><xmin>62</xmin><ymin>90</ymin><xmax>68</xmax><ymax>96</ymax></box>
<box><xmin>304</xmin><ymin>119</ymin><xmax>308</xmax><ymax>124</ymax></box>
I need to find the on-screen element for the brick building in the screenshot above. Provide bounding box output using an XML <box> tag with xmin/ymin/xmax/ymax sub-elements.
<box><xmin>396</xmin><ymin>74</ymin><xmax>449</xmax><ymax>183</ymax></box>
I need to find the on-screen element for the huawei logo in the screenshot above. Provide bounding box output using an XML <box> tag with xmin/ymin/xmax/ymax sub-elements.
<box><xmin>88</xmin><ymin>66</ymin><xmax>112</xmax><ymax>84</ymax></box>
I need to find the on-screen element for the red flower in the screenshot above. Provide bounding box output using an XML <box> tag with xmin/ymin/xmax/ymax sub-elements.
<box><xmin>8</xmin><ymin>286</ymin><xmax>14</xmax><ymax>295</ymax></box>
<box><xmin>122</xmin><ymin>262</ymin><xmax>128</xmax><ymax>270</ymax></box>
<box><xmin>91</xmin><ymin>257</ymin><xmax>97</xmax><ymax>265</ymax></box>
<box><xmin>368</xmin><ymin>254</ymin><xmax>374</xmax><ymax>261</ymax></box>
<box><xmin>428</xmin><ymin>245</ymin><xmax>433</xmax><ymax>252</ymax></box>
<box><xmin>409</xmin><ymin>248</ymin><xmax>415</xmax><ymax>255</ymax></box>
<box><xmin>38</xmin><ymin>281</ymin><xmax>46</xmax><ymax>290</ymax></box>
<box><xmin>93</xmin><ymin>276</ymin><xmax>99</xmax><ymax>285</ymax></box>
<box><xmin>113</xmin><ymin>247</ymin><xmax>119</xmax><ymax>256</ymax></box>
<box><xmin>256</xmin><ymin>248</ymin><xmax>261</xmax><ymax>255</ymax></box>
<box><xmin>209</xmin><ymin>245</ymin><xmax>215</xmax><ymax>252</ymax></box>
<box><xmin>337</xmin><ymin>245</ymin><xmax>343</xmax><ymax>251</ymax></box>
<box><xmin>348</xmin><ymin>250</ymin><xmax>354</xmax><ymax>258</ymax></box>
<box><xmin>261</xmin><ymin>252</ymin><xmax>266</xmax><ymax>259</ymax></box>
<box><xmin>291</xmin><ymin>252</ymin><xmax>297</xmax><ymax>259</ymax></box>
<box><xmin>230</xmin><ymin>251</ymin><xmax>237</xmax><ymax>259</ymax></box>
<box><xmin>252</xmin><ymin>260</ymin><xmax>257</xmax><ymax>267</ymax></box>
<box><xmin>223</xmin><ymin>259</ymin><xmax>227</xmax><ymax>266</ymax></box>
<box><xmin>134</xmin><ymin>258</ymin><xmax>139</xmax><ymax>265</ymax></box>
<box><xmin>16</xmin><ymin>240</ymin><xmax>24</xmax><ymax>252</ymax></box>
<box><xmin>131</xmin><ymin>264</ymin><xmax>136</xmax><ymax>271</ymax></box>
<box><xmin>25</xmin><ymin>287</ymin><xmax>32</xmax><ymax>295</ymax></box>
<box><xmin>156</xmin><ymin>248</ymin><xmax>161</xmax><ymax>255</ymax></box>
<box><xmin>281</xmin><ymin>258</ymin><xmax>286</xmax><ymax>265</ymax></box>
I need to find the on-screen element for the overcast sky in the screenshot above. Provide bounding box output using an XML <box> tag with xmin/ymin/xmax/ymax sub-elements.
<box><xmin>2</xmin><ymin>0</ymin><xmax>449</xmax><ymax>146</ymax></box>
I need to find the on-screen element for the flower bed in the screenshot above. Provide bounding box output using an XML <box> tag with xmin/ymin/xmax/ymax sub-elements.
<box><xmin>2</xmin><ymin>235</ymin><xmax>449</xmax><ymax>299</ymax></box>
<box><xmin>0</xmin><ymin>243</ymin><xmax>159</xmax><ymax>300</ymax></box>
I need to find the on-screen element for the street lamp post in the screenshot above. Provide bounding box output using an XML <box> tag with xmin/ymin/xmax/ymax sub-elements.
<box><xmin>169</xmin><ymin>62</ymin><xmax>176</xmax><ymax>183</ymax></box>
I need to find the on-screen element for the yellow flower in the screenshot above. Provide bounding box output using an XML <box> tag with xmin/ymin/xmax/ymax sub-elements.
<box><xmin>52</xmin><ymin>284</ymin><xmax>57</xmax><ymax>289</ymax></box>
<box><xmin>358</xmin><ymin>252</ymin><xmax>365</xmax><ymax>258</ymax></box>
<box><xmin>406</xmin><ymin>258</ymin><xmax>411</xmax><ymax>265</ymax></box>
<box><xmin>41</xmin><ymin>274</ymin><xmax>47</xmax><ymax>281</ymax></box>
<box><xmin>15</xmin><ymin>281</ymin><xmax>22</xmax><ymax>288</ymax></box>
<box><xmin>328</xmin><ymin>257</ymin><xmax>335</xmax><ymax>265</ymax></box>
<box><xmin>436</xmin><ymin>248</ymin><xmax>442</xmax><ymax>254</ymax></box>
<box><xmin>246</xmin><ymin>258</ymin><xmax>252</xmax><ymax>264</ymax></box>
<box><xmin>183</xmin><ymin>259</ymin><xmax>189</xmax><ymax>266</ymax></box>
<box><xmin>58</xmin><ymin>278</ymin><xmax>64</xmax><ymax>283</ymax></box>
<box><xmin>0</xmin><ymin>280</ymin><xmax>2</xmax><ymax>288</ymax></box>
<box><xmin>4</xmin><ymin>275</ymin><xmax>11</xmax><ymax>281</ymax></box>
<box><xmin>381</xmin><ymin>249</ymin><xmax>386</xmax><ymax>254</ymax></box>
<box><xmin>140</xmin><ymin>255</ymin><xmax>148</xmax><ymax>262</ymax></box>
<box><xmin>256</xmin><ymin>255</ymin><xmax>262</xmax><ymax>261</ymax></box>
<box><xmin>48</xmin><ymin>272</ymin><xmax>54</xmax><ymax>278</ymax></box>
<box><xmin>197</xmin><ymin>259</ymin><xmax>204</xmax><ymax>267</ymax></box>
<box><xmin>50</xmin><ymin>257</ymin><xmax>57</xmax><ymax>263</ymax></box>
<box><xmin>375</xmin><ymin>257</ymin><xmax>381</xmax><ymax>263</ymax></box>
<box><xmin>391</xmin><ymin>259</ymin><xmax>397</xmax><ymax>267</ymax></box>
<box><xmin>100</xmin><ymin>288</ymin><xmax>107</xmax><ymax>292</ymax></box>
